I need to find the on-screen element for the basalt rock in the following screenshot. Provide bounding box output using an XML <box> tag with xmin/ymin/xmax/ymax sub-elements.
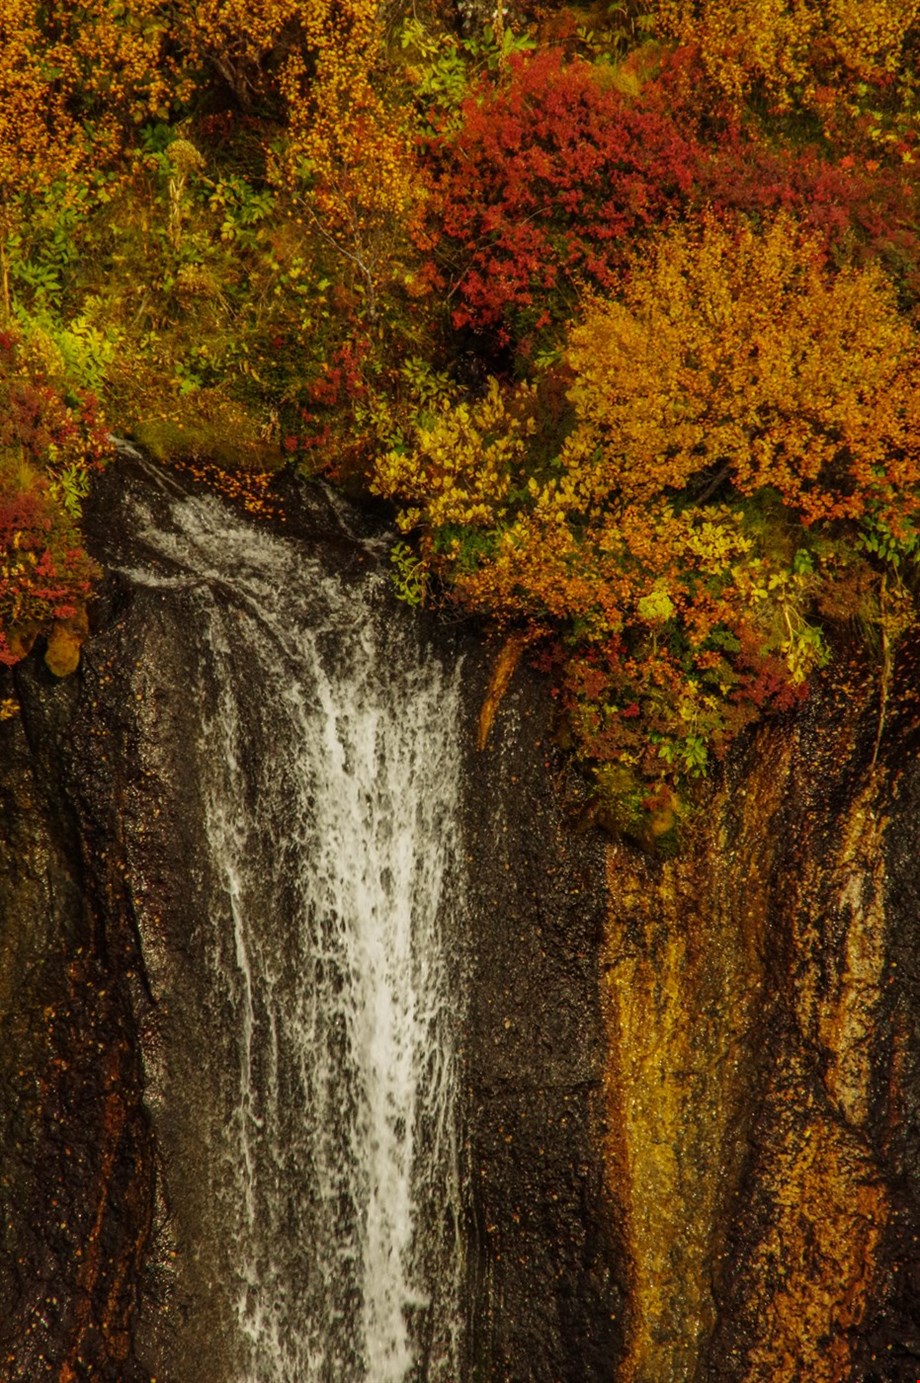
<box><xmin>0</xmin><ymin>636</ymin><xmax>154</xmax><ymax>1380</ymax></box>
<box><xmin>0</xmin><ymin>454</ymin><xmax>917</xmax><ymax>1381</ymax></box>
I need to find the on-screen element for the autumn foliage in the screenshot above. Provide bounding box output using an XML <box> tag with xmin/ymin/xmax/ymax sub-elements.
<box><xmin>0</xmin><ymin>0</ymin><xmax>406</xmax><ymax>234</ymax></box>
<box><xmin>417</xmin><ymin>50</ymin><xmax>700</xmax><ymax>345</ymax></box>
<box><xmin>561</xmin><ymin>218</ymin><xmax>920</xmax><ymax>530</ymax></box>
<box><xmin>654</xmin><ymin>0</ymin><xmax>920</xmax><ymax>110</ymax></box>
<box><xmin>374</xmin><ymin>216</ymin><xmax>919</xmax><ymax>809</ymax></box>
<box><xmin>0</xmin><ymin>0</ymin><xmax>916</xmax><ymax>819</ymax></box>
<box><xmin>696</xmin><ymin>139</ymin><xmax>920</xmax><ymax>312</ymax></box>
<box><xmin>0</xmin><ymin>0</ymin><xmax>173</xmax><ymax>206</ymax></box>
<box><xmin>415</xmin><ymin>47</ymin><xmax>920</xmax><ymax>353</ymax></box>
<box><xmin>186</xmin><ymin>0</ymin><xmax>410</xmax><ymax>223</ymax></box>
<box><xmin>0</xmin><ymin>332</ymin><xmax>108</xmax><ymax>672</ymax></box>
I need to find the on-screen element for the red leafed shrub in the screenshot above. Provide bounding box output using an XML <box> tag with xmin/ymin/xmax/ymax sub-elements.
<box><xmin>287</xmin><ymin>335</ymin><xmax>372</xmax><ymax>473</ymax></box>
<box><xmin>417</xmin><ymin>50</ymin><xmax>702</xmax><ymax>345</ymax></box>
<box><xmin>0</xmin><ymin>484</ymin><xmax>98</xmax><ymax>668</ymax></box>
<box><xmin>417</xmin><ymin>48</ymin><xmax>920</xmax><ymax>351</ymax></box>
<box><xmin>698</xmin><ymin>133</ymin><xmax>920</xmax><ymax>306</ymax></box>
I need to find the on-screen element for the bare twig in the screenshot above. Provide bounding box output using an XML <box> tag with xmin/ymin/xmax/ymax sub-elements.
<box><xmin>0</xmin><ymin>238</ymin><xmax>10</xmax><ymax>324</ymax></box>
<box><xmin>870</xmin><ymin>570</ymin><xmax>890</xmax><ymax>769</ymax></box>
<box><xmin>300</xmin><ymin>198</ymin><xmax>379</xmax><ymax>321</ymax></box>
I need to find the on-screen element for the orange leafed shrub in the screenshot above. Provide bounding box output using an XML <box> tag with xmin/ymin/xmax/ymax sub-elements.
<box><xmin>181</xmin><ymin>0</ymin><xmax>307</xmax><ymax>103</ymax></box>
<box><xmin>375</xmin><ymin>215</ymin><xmax>920</xmax><ymax>589</ymax></box>
<box><xmin>413</xmin><ymin>43</ymin><xmax>920</xmax><ymax>355</ymax></box>
<box><xmin>0</xmin><ymin>1</ymin><xmax>409</xmax><ymax>231</ymax></box>
<box><xmin>187</xmin><ymin>0</ymin><xmax>411</xmax><ymax>224</ymax></box>
<box><xmin>560</xmin><ymin>215</ymin><xmax>920</xmax><ymax>531</ymax></box>
<box><xmin>293</xmin><ymin>0</ymin><xmax>411</xmax><ymax>223</ymax></box>
<box><xmin>0</xmin><ymin>0</ymin><xmax>173</xmax><ymax>207</ymax></box>
<box><xmin>0</xmin><ymin>0</ymin><xmax>78</xmax><ymax>204</ymax></box>
<box><xmin>654</xmin><ymin>0</ymin><xmax>920</xmax><ymax>108</ymax></box>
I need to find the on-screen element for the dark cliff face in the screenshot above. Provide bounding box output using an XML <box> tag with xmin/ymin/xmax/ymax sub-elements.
<box><xmin>0</xmin><ymin>457</ymin><xmax>917</xmax><ymax>1382</ymax></box>
<box><xmin>460</xmin><ymin>645</ymin><xmax>627</xmax><ymax>1383</ymax></box>
<box><xmin>0</xmin><ymin>613</ymin><xmax>154</xmax><ymax>1380</ymax></box>
<box><xmin>0</xmin><ymin>456</ymin><xmax>624</xmax><ymax>1381</ymax></box>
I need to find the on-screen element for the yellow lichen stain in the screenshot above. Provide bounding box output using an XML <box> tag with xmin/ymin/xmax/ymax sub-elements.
<box><xmin>600</xmin><ymin>656</ymin><xmax>897</xmax><ymax>1383</ymax></box>
<box><xmin>477</xmin><ymin>631</ymin><xmax>528</xmax><ymax>751</ymax></box>
<box><xmin>813</xmin><ymin>785</ymin><xmax>888</xmax><ymax>1128</ymax></box>
<box><xmin>738</xmin><ymin>1079</ymin><xmax>888</xmax><ymax>1383</ymax></box>
<box><xmin>601</xmin><ymin>729</ymin><xmax>792</xmax><ymax>1383</ymax></box>
<box><xmin>44</xmin><ymin>607</ymin><xmax>89</xmax><ymax>679</ymax></box>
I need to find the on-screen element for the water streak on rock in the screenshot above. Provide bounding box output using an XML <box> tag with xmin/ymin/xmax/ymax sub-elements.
<box><xmin>121</xmin><ymin>474</ymin><xmax>466</xmax><ymax>1382</ymax></box>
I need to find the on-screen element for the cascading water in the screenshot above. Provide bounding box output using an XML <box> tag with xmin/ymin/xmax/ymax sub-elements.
<box><xmin>116</xmin><ymin>463</ymin><xmax>466</xmax><ymax>1382</ymax></box>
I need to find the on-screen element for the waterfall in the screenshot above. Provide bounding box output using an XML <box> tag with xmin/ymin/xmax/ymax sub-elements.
<box><xmin>117</xmin><ymin>467</ymin><xmax>466</xmax><ymax>1382</ymax></box>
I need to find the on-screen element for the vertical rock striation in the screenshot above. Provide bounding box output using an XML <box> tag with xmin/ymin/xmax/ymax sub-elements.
<box><xmin>0</xmin><ymin>649</ymin><xmax>154</xmax><ymax>1380</ymax></box>
<box><xmin>601</xmin><ymin>640</ymin><xmax>920</xmax><ymax>1382</ymax></box>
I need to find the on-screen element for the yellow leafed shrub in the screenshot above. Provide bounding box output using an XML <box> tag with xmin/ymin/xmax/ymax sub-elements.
<box><xmin>654</xmin><ymin>0</ymin><xmax>920</xmax><ymax>108</ymax></box>
<box><xmin>561</xmin><ymin>215</ymin><xmax>919</xmax><ymax>531</ymax></box>
<box><xmin>375</xmin><ymin>378</ymin><xmax>532</xmax><ymax>533</ymax></box>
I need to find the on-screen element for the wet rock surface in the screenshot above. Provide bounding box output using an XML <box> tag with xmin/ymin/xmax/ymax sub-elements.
<box><xmin>0</xmin><ymin>455</ymin><xmax>623</xmax><ymax>1380</ymax></box>
<box><xmin>0</xmin><ymin>611</ymin><xmax>153</xmax><ymax>1379</ymax></box>
<box><xmin>460</xmin><ymin>650</ymin><xmax>626</xmax><ymax>1382</ymax></box>
<box><xmin>1</xmin><ymin>453</ymin><xmax>918</xmax><ymax>1381</ymax></box>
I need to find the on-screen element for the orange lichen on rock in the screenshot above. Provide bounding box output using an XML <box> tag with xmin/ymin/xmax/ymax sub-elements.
<box><xmin>796</xmin><ymin>784</ymin><xmax>890</xmax><ymax>1128</ymax></box>
<box><xmin>60</xmin><ymin>1042</ymin><xmax>132</xmax><ymax>1380</ymax></box>
<box><xmin>477</xmin><ymin>631</ymin><xmax>529</xmax><ymax>750</ymax></box>
<box><xmin>734</xmin><ymin>1069</ymin><xmax>889</xmax><ymax>1383</ymax></box>
<box><xmin>599</xmin><ymin>662</ymin><xmax>898</xmax><ymax>1381</ymax></box>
